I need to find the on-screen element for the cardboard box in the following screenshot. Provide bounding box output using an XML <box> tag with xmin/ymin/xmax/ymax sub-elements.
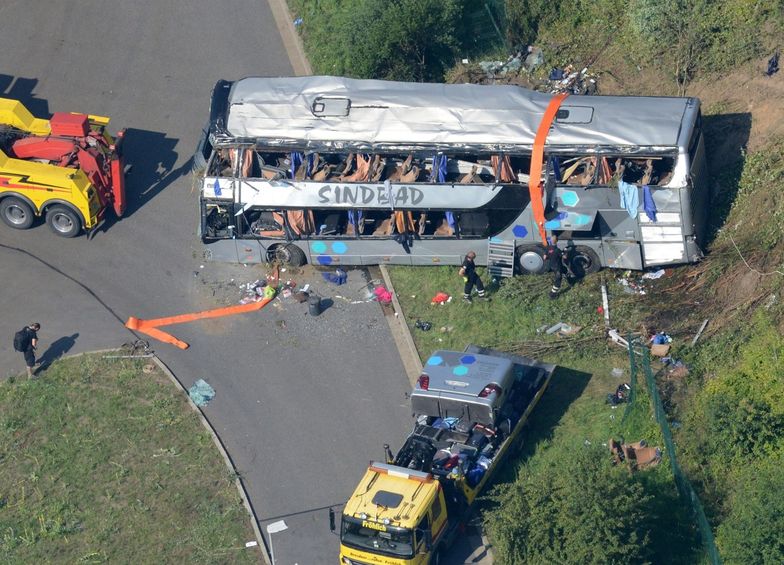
<box><xmin>651</xmin><ymin>343</ymin><xmax>671</xmax><ymax>357</ymax></box>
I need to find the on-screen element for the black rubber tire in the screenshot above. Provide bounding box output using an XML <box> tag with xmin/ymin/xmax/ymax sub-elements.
<box><xmin>271</xmin><ymin>243</ymin><xmax>307</xmax><ymax>266</ymax></box>
<box><xmin>516</xmin><ymin>244</ymin><xmax>548</xmax><ymax>275</ymax></box>
<box><xmin>430</xmin><ymin>548</ymin><xmax>442</xmax><ymax>565</ymax></box>
<box><xmin>570</xmin><ymin>245</ymin><xmax>602</xmax><ymax>275</ymax></box>
<box><xmin>45</xmin><ymin>205</ymin><xmax>82</xmax><ymax>238</ymax></box>
<box><xmin>0</xmin><ymin>197</ymin><xmax>35</xmax><ymax>230</ymax></box>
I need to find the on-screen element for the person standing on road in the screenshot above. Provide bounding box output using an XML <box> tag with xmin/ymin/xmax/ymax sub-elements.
<box><xmin>459</xmin><ymin>251</ymin><xmax>488</xmax><ymax>302</ymax></box>
<box><xmin>15</xmin><ymin>323</ymin><xmax>40</xmax><ymax>379</ymax></box>
<box><xmin>545</xmin><ymin>236</ymin><xmax>567</xmax><ymax>299</ymax></box>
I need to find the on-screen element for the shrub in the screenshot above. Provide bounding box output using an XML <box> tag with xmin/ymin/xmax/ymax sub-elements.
<box><xmin>486</xmin><ymin>446</ymin><xmax>654</xmax><ymax>564</ymax></box>
<box><xmin>291</xmin><ymin>0</ymin><xmax>466</xmax><ymax>81</ymax></box>
<box><xmin>716</xmin><ymin>451</ymin><xmax>784</xmax><ymax>564</ymax></box>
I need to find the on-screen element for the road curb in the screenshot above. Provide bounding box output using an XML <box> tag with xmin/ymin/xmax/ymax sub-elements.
<box><xmin>267</xmin><ymin>0</ymin><xmax>313</xmax><ymax>76</ymax></box>
<box><xmin>22</xmin><ymin>349</ymin><xmax>269</xmax><ymax>564</ymax></box>
<box><xmin>377</xmin><ymin>265</ymin><xmax>423</xmax><ymax>386</ymax></box>
<box><xmin>151</xmin><ymin>354</ymin><xmax>270</xmax><ymax>564</ymax></box>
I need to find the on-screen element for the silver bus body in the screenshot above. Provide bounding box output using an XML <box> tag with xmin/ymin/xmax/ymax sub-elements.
<box><xmin>195</xmin><ymin>76</ymin><xmax>708</xmax><ymax>273</ymax></box>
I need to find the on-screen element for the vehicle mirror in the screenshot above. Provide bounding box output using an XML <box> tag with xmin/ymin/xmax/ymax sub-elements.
<box><xmin>329</xmin><ymin>507</ymin><xmax>336</xmax><ymax>532</ymax></box>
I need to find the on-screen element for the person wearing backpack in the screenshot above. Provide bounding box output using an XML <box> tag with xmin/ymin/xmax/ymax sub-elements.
<box><xmin>14</xmin><ymin>323</ymin><xmax>40</xmax><ymax>378</ymax></box>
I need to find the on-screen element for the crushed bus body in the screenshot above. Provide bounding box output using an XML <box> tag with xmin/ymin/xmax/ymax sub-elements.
<box><xmin>195</xmin><ymin>76</ymin><xmax>708</xmax><ymax>274</ymax></box>
<box><xmin>0</xmin><ymin>98</ymin><xmax>126</xmax><ymax>237</ymax></box>
<box><xmin>335</xmin><ymin>345</ymin><xmax>555</xmax><ymax>564</ymax></box>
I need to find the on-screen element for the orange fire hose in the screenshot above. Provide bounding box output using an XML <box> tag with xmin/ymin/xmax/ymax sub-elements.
<box><xmin>528</xmin><ymin>93</ymin><xmax>569</xmax><ymax>245</ymax></box>
<box><xmin>126</xmin><ymin>297</ymin><xmax>273</xmax><ymax>349</ymax></box>
<box><xmin>126</xmin><ymin>265</ymin><xmax>280</xmax><ymax>350</ymax></box>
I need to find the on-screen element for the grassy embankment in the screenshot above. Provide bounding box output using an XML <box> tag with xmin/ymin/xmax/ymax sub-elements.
<box><xmin>0</xmin><ymin>355</ymin><xmax>257</xmax><ymax>564</ymax></box>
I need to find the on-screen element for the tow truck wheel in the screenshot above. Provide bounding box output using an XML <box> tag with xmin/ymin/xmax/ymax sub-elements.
<box><xmin>271</xmin><ymin>243</ymin><xmax>307</xmax><ymax>267</ymax></box>
<box><xmin>46</xmin><ymin>205</ymin><xmax>81</xmax><ymax>238</ymax></box>
<box><xmin>0</xmin><ymin>197</ymin><xmax>35</xmax><ymax>230</ymax></box>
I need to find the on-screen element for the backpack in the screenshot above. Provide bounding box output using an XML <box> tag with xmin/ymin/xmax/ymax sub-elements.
<box><xmin>13</xmin><ymin>329</ymin><xmax>28</xmax><ymax>352</ymax></box>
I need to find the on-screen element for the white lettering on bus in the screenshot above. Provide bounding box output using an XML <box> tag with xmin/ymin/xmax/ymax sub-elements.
<box><xmin>318</xmin><ymin>185</ymin><xmax>424</xmax><ymax>206</ymax></box>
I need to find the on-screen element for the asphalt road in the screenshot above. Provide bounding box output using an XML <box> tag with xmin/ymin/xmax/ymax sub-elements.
<box><xmin>0</xmin><ymin>2</ymin><xmax>414</xmax><ymax>563</ymax></box>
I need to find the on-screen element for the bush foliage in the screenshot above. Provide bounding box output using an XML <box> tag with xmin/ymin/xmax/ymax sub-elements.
<box><xmin>288</xmin><ymin>0</ymin><xmax>466</xmax><ymax>81</ymax></box>
<box><xmin>486</xmin><ymin>446</ymin><xmax>654</xmax><ymax>565</ymax></box>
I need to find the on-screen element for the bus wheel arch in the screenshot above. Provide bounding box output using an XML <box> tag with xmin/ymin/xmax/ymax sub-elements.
<box><xmin>516</xmin><ymin>244</ymin><xmax>547</xmax><ymax>275</ymax></box>
<box><xmin>0</xmin><ymin>195</ymin><xmax>36</xmax><ymax>230</ymax></box>
<box><xmin>570</xmin><ymin>245</ymin><xmax>601</xmax><ymax>275</ymax></box>
<box><xmin>44</xmin><ymin>204</ymin><xmax>83</xmax><ymax>238</ymax></box>
<box><xmin>268</xmin><ymin>243</ymin><xmax>307</xmax><ymax>267</ymax></box>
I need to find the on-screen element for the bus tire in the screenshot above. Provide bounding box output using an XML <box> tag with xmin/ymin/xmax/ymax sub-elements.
<box><xmin>272</xmin><ymin>243</ymin><xmax>307</xmax><ymax>266</ymax></box>
<box><xmin>516</xmin><ymin>244</ymin><xmax>547</xmax><ymax>275</ymax></box>
<box><xmin>429</xmin><ymin>548</ymin><xmax>442</xmax><ymax>565</ymax></box>
<box><xmin>570</xmin><ymin>246</ymin><xmax>601</xmax><ymax>275</ymax></box>
<box><xmin>46</xmin><ymin>205</ymin><xmax>82</xmax><ymax>238</ymax></box>
<box><xmin>0</xmin><ymin>197</ymin><xmax>35</xmax><ymax>230</ymax></box>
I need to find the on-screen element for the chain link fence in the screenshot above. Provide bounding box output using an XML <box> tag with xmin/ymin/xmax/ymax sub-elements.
<box><xmin>623</xmin><ymin>338</ymin><xmax>721</xmax><ymax>564</ymax></box>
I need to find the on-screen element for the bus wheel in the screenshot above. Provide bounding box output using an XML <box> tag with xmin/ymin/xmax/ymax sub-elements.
<box><xmin>570</xmin><ymin>246</ymin><xmax>601</xmax><ymax>275</ymax></box>
<box><xmin>46</xmin><ymin>205</ymin><xmax>82</xmax><ymax>238</ymax></box>
<box><xmin>272</xmin><ymin>243</ymin><xmax>307</xmax><ymax>267</ymax></box>
<box><xmin>0</xmin><ymin>197</ymin><xmax>35</xmax><ymax>230</ymax></box>
<box><xmin>430</xmin><ymin>548</ymin><xmax>442</xmax><ymax>565</ymax></box>
<box><xmin>516</xmin><ymin>244</ymin><xmax>547</xmax><ymax>275</ymax></box>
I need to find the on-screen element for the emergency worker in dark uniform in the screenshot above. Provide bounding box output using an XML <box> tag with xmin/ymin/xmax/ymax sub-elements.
<box><xmin>544</xmin><ymin>235</ymin><xmax>567</xmax><ymax>299</ymax></box>
<box><xmin>459</xmin><ymin>251</ymin><xmax>488</xmax><ymax>302</ymax></box>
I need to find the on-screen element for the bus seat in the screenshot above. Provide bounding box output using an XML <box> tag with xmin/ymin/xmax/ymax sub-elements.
<box><xmin>373</xmin><ymin>215</ymin><xmax>395</xmax><ymax>236</ymax></box>
<box><xmin>434</xmin><ymin>218</ymin><xmax>454</xmax><ymax>236</ymax></box>
<box><xmin>318</xmin><ymin>213</ymin><xmax>341</xmax><ymax>235</ymax></box>
<box><xmin>261</xmin><ymin>165</ymin><xmax>287</xmax><ymax>180</ymax></box>
<box><xmin>342</xmin><ymin>154</ymin><xmax>371</xmax><ymax>181</ymax></box>
<box><xmin>459</xmin><ymin>165</ymin><xmax>480</xmax><ymax>184</ymax></box>
<box><xmin>369</xmin><ymin>155</ymin><xmax>385</xmax><ymax>181</ymax></box>
<box><xmin>287</xmin><ymin>210</ymin><xmax>315</xmax><ymax>235</ymax></box>
<box><xmin>400</xmin><ymin>165</ymin><xmax>420</xmax><ymax>183</ymax></box>
<box><xmin>417</xmin><ymin>213</ymin><xmax>427</xmax><ymax>235</ymax></box>
<box><xmin>388</xmin><ymin>154</ymin><xmax>413</xmax><ymax>181</ymax></box>
<box><xmin>458</xmin><ymin>212</ymin><xmax>489</xmax><ymax>236</ymax></box>
<box><xmin>251</xmin><ymin>211</ymin><xmax>285</xmax><ymax>237</ymax></box>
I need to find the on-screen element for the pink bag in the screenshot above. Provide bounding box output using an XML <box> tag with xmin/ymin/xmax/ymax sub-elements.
<box><xmin>373</xmin><ymin>286</ymin><xmax>393</xmax><ymax>304</ymax></box>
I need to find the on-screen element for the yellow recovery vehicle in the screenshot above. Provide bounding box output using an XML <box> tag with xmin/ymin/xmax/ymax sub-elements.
<box><xmin>0</xmin><ymin>97</ymin><xmax>125</xmax><ymax>237</ymax></box>
<box><xmin>335</xmin><ymin>345</ymin><xmax>555</xmax><ymax>564</ymax></box>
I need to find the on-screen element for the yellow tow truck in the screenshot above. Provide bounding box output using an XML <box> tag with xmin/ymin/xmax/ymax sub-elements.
<box><xmin>335</xmin><ymin>346</ymin><xmax>555</xmax><ymax>564</ymax></box>
<box><xmin>0</xmin><ymin>97</ymin><xmax>125</xmax><ymax>237</ymax></box>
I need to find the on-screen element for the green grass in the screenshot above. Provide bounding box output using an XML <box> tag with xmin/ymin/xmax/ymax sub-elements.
<box><xmin>0</xmin><ymin>355</ymin><xmax>257</xmax><ymax>564</ymax></box>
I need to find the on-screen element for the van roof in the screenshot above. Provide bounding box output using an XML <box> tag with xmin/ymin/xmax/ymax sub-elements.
<box><xmin>223</xmin><ymin>75</ymin><xmax>696</xmax><ymax>154</ymax></box>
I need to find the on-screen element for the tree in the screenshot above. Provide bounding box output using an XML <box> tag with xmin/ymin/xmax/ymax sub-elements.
<box><xmin>486</xmin><ymin>446</ymin><xmax>655</xmax><ymax>564</ymax></box>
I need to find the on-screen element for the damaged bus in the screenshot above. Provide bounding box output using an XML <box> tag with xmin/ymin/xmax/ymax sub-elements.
<box><xmin>194</xmin><ymin>76</ymin><xmax>709</xmax><ymax>275</ymax></box>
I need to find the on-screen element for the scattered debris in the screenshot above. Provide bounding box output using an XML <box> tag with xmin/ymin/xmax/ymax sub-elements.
<box><xmin>431</xmin><ymin>292</ymin><xmax>451</xmax><ymax>305</ymax></box>
<box><xmin>415</xmin><ymin>320</ymin><xmax>433</xmax><ymax>332</ymax></box>
<box><xmin>611</xmin><ymin>367</ymin><xmax>624</xmax><ymax>378</ymax></box>
<box><xmin>606</xmin><ymin>383</ymin><xmax>631</xmax><ymax>406</ymax></box>
<box><xmin>766</xmin><ymin>50</ymin><xmax>780</xmax><ymax>76</ymax></box>
<box><xmin>601</xmin><ymin>283</ymin><xmax>610</xmax><ymax>328</ymax></box>
<box><xmin>641</xmin><ymin>269</ymin><xmax>666</xmax><ymax>280</ymax></box>
<box><xmin>544</xmin><ymin>322</ymin><xmax>581</xmax><ymax>336</ymax></box>
<box><xmin>691</xmin><ymin>319</ymin><xmax>709</xmax><ymax>346</ymax></box>
<box><xmin>545</xmin><ymin>64</ymin><xmax>598</xmax><ymax>94</ymax></box>
<box><xmin>609</xmin><ymin>438</ymin><xmax>662</xmax><ymax>471</ymax></box>
<box><xmin>188</xmin><ymin>379</ymin><xmax>216</xmax><ymax>407</ymax></box>
<box><xmin>373</xmin><ymin>286</ymin><xmax>393</xmax><ymax>304</ymax></box>
<box><xmin>322</xmin><ymin>268</ymin><xmax>348</xmax><ymax>285</ymax></box>
<box><xmin>245</xmin><ymin>541</ymin><xmax>258</xmax><ymax>548</ymax></box>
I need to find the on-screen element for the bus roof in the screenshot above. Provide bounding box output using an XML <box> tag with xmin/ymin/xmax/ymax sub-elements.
<box><xmin>221</xmin><ymin>76</ymin><xmax>697</xmax><ymax>153</ymax></box>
